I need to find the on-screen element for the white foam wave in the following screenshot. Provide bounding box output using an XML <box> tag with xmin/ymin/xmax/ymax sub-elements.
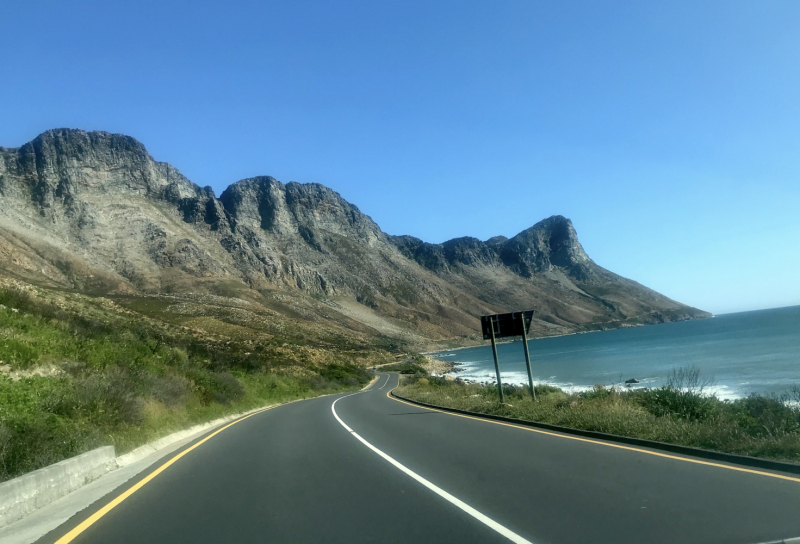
<box><xmin>448</xmin><ymin>368</ymin><xmax>750</xmax><ymax>400</ymax></box>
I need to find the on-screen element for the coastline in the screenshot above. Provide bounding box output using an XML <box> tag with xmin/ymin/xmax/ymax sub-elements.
<box><xmin>427</xmin><ymin>353</ymin><xmax>751</xmax><ymax>401</ymax></box>
<box><xmin>422</xmin><ymin>307</ymin><xmax>799</xmax><ymax>401</ymax></box>
<box><xmin>419</xmin><ymin>356</ymin><xmax>459</xmax><ymax>376</ymax></box>
<box><xmin>424</xmin><ymin>313</ymin><xmax>716</xmax><ymax>355</ymax></box>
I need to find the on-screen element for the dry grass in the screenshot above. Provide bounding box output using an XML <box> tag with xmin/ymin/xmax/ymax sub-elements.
<box><xmin>396</xmin><ymin>376</ymin><xmax>800</xmax><ymax>464</ymax></box>
<box><xmin>0</xmin><ymin>284</ymin><xmax>383</xmax><ymax>482</ymax></box>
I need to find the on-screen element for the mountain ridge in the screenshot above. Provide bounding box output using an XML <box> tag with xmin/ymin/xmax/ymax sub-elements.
<box><xmin>0</xmin><ymin>128</ymin><xmax>710</xmax><ymax>346</ymax></box>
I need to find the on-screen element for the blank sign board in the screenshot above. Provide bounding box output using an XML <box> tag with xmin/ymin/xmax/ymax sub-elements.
<box><xmin>481</xmin><ymin>310</ymin><xmax>534</xmax><ymax>340</ymax></box>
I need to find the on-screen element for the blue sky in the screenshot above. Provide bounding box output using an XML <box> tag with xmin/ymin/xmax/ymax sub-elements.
<box><xmin>2</xmin><ymin>1</ymin><xmax>799</xmax><ymax>314</ymax></box>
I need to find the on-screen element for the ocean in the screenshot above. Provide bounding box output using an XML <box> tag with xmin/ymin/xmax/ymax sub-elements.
<box><xmin>431</xmin><ymin>305</ymin><xmax>800</xmax><ymax>400</ymax></box>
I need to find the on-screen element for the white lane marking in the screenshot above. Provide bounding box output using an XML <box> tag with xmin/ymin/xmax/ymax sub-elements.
<box><xmin>331</xmin><ymin>393</ymin><xmax>536</xmax><ymax>544</ymax></box>
<box><xmin>378</xmin><ymin>374</ymin><xmax>390</xmax><ymax>390</ymax></box>
<box><xmin>752</xmin><ymin>538</ymin><xmax>800</xmax><ymax>544</ymax></box>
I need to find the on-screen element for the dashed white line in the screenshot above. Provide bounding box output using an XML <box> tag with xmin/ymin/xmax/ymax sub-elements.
<box><xmin>331</xmin><ymin>392</ymin><xmax>536</xmax><ymax>544</ymax></box>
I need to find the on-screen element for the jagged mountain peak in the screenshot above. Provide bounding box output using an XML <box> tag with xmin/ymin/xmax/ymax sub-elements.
<box><xmin>485</xmin><ymin>235</ymin><xmax>508</xmax><ymax>245</ymax></box>
<box><xmin>30</xmin><ymin>127</ymin><xmax>145</xmax><ymax>147</ymax></box>
<box><xmin>220</xmin><ymin>176</ymin><xmax>383</xmax><ymax>245</ymax></box>
<box><xmin>1</xmin><ymin>128</ymin><xmax>200</xmax><ymax>214</ymax></box>
<box><xmin>20</xmin><ymin>129</ymin><xmax>153</xmax><ymax>174</ymax></box>
<box><xmin>0</xmin><ymin>128</ymin><xmax>710</xmax><ymax>342</ymax></box>
<box><xmin>388</xmin><ymin>214</ymin><xmax>591</xmax><ymax>279</ymax></box>
<box><xmin>500</xmin><ymin>215</ymin><xmax>592</xmax><ymax>279</ymax></box>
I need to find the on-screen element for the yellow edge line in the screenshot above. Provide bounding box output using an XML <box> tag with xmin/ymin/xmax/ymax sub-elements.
<box><xmin>54</xmin><ymin>405</ymin><xmax>277</xmax><ymax>544</ymax></box>
<box><xmin>387</xmin><ymin>388</ymin><xmax>800</xmax><ymax>484</ymax></box>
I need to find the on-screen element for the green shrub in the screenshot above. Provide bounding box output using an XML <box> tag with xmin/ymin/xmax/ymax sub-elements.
<box><xmin>41</xmin><ymin>369</ymin><xmax>145</xmax><ymax>427</ymax></box>
<box><xmin>634</xmin><ymin>387</ymin><xmax>718</xmax><ymax>422</ymax></box>
<box><xmin>0</xmin><ymin>337</ymin><xmax>39</xmax><ymax>367</ymax></box>
<box><xmin>633</xmin><ymin>366</ymin><xmax>719</xmax><ymax>422</ymax></box>
<box><xmin>0</xmin><ymin>413</ymin><xmax>98</xmax><ymax>481</ymax></box>
<box><xmin>186</xmin><ymin>368</ymin><xmax>245</xmax><ymax>405</ymax></box>
<box><xmin>0</xmin><ymin>286</ymin><xmax>381</xmax><ymax>482</ymax></box>
<box><xmin>730</xmin><ymin>395</ymin><xmax>800</xmax><ymax>437</ymax></box>
<box><xmin>149</xmin><ymin>374</ymin><xmax>192</xmax><ymax>407</ymax></box>
<box><xmin>300</xmin><ymin>375</ymin><xmax>332</xmax><ymax>391</ymax></box>
<box><xmin>380</xmin><ymin>361</ymin><xmax>427</xmax><ymax>375</ymax></box>
<box><xmin>207</xmin><ymin>372</ymin><xmax>245</xmax><ymax>404</ymax></box>
<box><xmin>396</xmin><ymin>371</ymin><xmax>800</xmax><ymax>464</ymax></box>
<box><xmin>580</xmin><ymin>384</ymin><xmax>614</xmax><ymax>400</ymax></box>
<box><xmin>318</xmin><ymin>363</ymin><xmax>370</xmax><ymax>387</ymax></box>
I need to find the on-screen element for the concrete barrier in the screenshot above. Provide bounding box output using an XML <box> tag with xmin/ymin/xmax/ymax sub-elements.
<box><xmin>0</xmin><ymin>402</ymin><xmax>280</xmax><ymax>530</ymax></box>
<box><xmin>0</xmin><ymin>385</ymin><xmax>374</xmax><ymax>534</ymax></box>
<box><xmin>115</xmin><ymin>404</ymin><xmax>277</xmax><ymax>468</ymax></box>
<box><xmin>0</xmin><ymin>446</ymin><xmax>117</xmax><ymax>528</ymax></box>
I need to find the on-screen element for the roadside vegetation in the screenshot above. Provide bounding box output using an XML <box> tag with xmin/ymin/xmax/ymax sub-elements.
<box><xmin>395</xmin><ymin>367</ymin><xmax>800</xmax><ymax>464</ymax></box>
<box><xmin>377</xmin><ymin>355</ymin><xmax>429</xmax><ymax>376</ymax></box>
<box><xmin>0</xmin><ymin>285</ymin><xmax>381</xmax><ymax>482</ymax></box>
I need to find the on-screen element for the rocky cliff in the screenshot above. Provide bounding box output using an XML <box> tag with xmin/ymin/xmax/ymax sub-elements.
<box><xmin>0</xmin><ymin>129</ymin><xmax>710</xmax><ymax>345</ymax></box>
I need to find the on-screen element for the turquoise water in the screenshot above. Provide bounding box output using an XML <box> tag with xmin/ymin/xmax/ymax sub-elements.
<box><xmin>432</xmin><ymin>305</ymin><xmax>800</xmax><ymax>400</ymax></box>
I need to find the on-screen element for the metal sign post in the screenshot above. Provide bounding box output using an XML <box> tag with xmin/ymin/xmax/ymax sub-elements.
<box><xmin>481</xmin><ymin>310</ymin><xmax>536</xmax><ymax>401</ymax></box>
<box><xmin>489</xmin><ymin>316</ymin><xmax>504</xmax><ymax>403</ymax></box>
<box><xmin>519</xmin><ymin>312</ymin><xmax>535</xmax><ymax>400</ymax></box>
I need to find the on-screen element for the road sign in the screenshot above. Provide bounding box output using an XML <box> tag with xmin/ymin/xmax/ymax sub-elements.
<box><xmin>481</xmin><ymin>311</ymin><xmax>534</xmax><ymax>340</ymax></box>
<box><xmin>481</xmin><ymin>310</ymin><xmax>537</xmax><ymax>402</ymax></box>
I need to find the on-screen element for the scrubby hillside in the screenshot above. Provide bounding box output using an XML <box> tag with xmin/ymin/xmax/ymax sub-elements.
<box><xmin>0</xmin><ymin>129</ymin><xmax>710</xmax><ymax>347</ymax></box>
<box><xmin>0</xmin><ymin>280</ymin><xmax>387</xmax><ymax>482</ymax></box>
<box><xmin>0</xmin><ymin>128</ymin><xmax>712</xmax><ymax>481</ymax></box>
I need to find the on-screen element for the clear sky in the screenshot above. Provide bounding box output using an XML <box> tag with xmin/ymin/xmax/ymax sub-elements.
<box><xmin>2</xmin><ymin>1</ymin><xmax>799</xmax><ymax>315</ymax></box>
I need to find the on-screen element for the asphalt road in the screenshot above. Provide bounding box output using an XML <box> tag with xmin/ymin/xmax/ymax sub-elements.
<box><xmin>38</xmin><ymin>373</ymin><xmax>800</xmax><ymax>544</ymax></box>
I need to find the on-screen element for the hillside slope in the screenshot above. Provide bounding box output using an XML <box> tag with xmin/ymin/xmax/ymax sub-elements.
<box><xmin>0</xmin><ymin>129</ymin><xmax>709</xmax><ymax>346</ymax></box>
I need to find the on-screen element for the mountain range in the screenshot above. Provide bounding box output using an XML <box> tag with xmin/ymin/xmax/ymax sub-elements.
<box><xmin>0</xmin><ymin>129</ymin><xmax>710</xmax><ymax>347</ymax></box>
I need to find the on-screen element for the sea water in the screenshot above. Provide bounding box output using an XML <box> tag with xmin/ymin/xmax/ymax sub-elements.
<box><xmin>431</xmin><ymin>305</ymin><xmax>800</xmax><ymax>400</ymax></box>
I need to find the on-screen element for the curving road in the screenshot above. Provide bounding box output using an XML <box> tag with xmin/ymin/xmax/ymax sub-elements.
<box><xmin>37</xmin><ymin>373</ymin><xmax>800</xmax><ymax>544</ymax></box>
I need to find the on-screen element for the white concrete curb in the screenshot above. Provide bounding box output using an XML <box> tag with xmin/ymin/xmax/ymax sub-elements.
<box><xmin>0</xmin><ymin>403</ymin><xmax>275</xmax><ymax>530</ymax></box>
<box><xmin>0</xmin><ymin>446</ymin><xmax>116</xmax><ymax>528</ymax></box>
<box><xmin>115</xmin><ymin>403</ymin><xmax>276</xmax><ymax>468</ymax></box>
<box><xmin>0</xmin><ymin>378</ymin><xmax>379</xmax><ymax>542</ymax></box>
<box><xmin>113</xmin><ymin>375</ymin><xmax>379</xmax><ymax>469</ymax></box>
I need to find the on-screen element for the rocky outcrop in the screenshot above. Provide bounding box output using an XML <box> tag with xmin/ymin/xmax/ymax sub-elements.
<box><xmin>391</xmin><ymin>215</ymin><xmax>592</xmax><ymax>278</ymax></box>
<box><xmin>0</xmin><ymin>129</ymin><xmax>710</xmax><ymax>342</ymax></box>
